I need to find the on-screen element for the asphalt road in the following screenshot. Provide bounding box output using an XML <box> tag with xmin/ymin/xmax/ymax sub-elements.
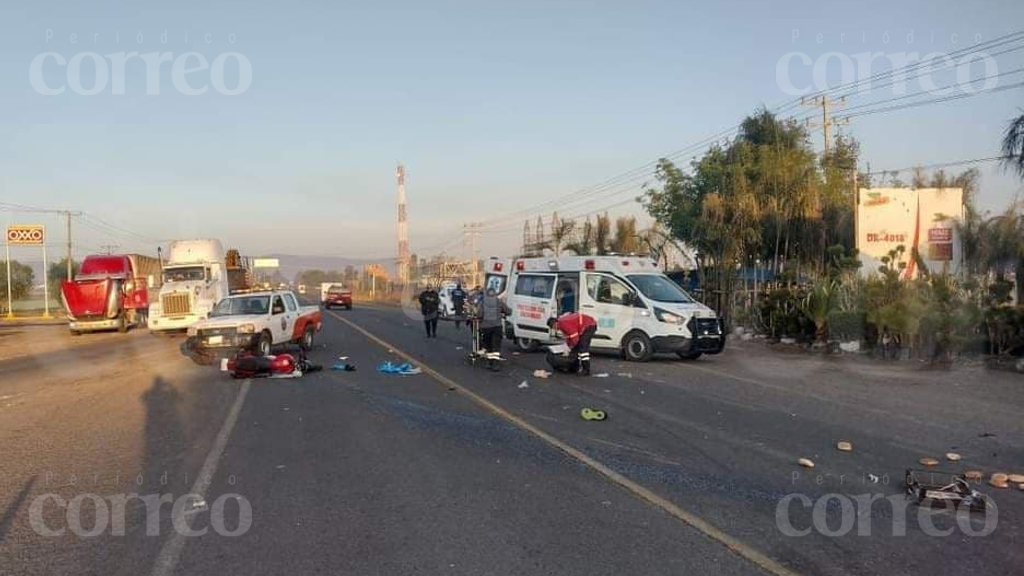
<box><xmin>1</xmin><ymin>305</ymin><xmax>1022</xmax><ymax>576</ymax></box>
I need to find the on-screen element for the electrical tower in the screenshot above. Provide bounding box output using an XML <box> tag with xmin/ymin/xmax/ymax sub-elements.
<box><xmin>396</xmin><ymin>163</ymin><xmax>410</xmax><ymax>283</ymax></box>
<box><xmin>462</xmin><ymin>222</ymin><xmax>482</xmax><ymax>287</ymax></box>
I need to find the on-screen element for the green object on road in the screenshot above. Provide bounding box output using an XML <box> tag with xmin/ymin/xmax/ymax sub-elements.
<box><xmin>580</xmin><ymin>407</ymin><xmax>607</xmax><ymax>421</ymax></box>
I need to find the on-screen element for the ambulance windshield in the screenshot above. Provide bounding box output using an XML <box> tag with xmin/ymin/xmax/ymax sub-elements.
<box><xmin>627</xmin><ymin>274</ymin><xmax>695</xmax><ymax>304</ymax></box>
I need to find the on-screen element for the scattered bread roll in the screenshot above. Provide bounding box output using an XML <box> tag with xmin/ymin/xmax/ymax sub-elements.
<box><xmin>798</xmin><ymin>458</ymin><xmax>815</xmax><ymax>468</ymax></box>
<box><xmin>919</xmin><ymin>457</ymin><xmax>940</xmax><ymax>467</ymax></box>
<box><xmin>945</xmin><ymin>452</ymin><xmax>961</xmax><ymax>461</ymax></box>
<box><xmin>836</xmin><ymin>441</ymin><xmax>853</xmax><ymax>452</ymax></box>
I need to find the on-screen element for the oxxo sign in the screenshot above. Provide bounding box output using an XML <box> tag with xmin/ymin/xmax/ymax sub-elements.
<box><xmin>7</xmin><ymin>225</ymin><xmax>45</xmax><ymax>245</ymax></box>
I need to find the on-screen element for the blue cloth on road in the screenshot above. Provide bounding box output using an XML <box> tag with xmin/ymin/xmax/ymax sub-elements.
<box><xmin>377</xmin><ymin>361</ymin><xmax>422</xmax><ymax>375</ymax></box>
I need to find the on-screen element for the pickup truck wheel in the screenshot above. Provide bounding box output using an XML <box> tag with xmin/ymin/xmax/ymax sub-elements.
<box><xmin>256</xmin><ymin>331</ymin><xmax>272</xmax><ymax>356</ymax></box>
<box><xmin>622</xmin><ymin>331</ymin><xmax>653</xmax><ymax>362</ymax></box>
<box><xmin>300</xmin><ymin>326</ymin><xmax>314</xmax><ymax>351</ymax></box>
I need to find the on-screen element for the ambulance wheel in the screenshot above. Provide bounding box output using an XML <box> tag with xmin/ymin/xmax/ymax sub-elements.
<box><xmin>300</xmin><ymin>326</ymin><xmax>315</xmax><ymax>351</ymax></box>
<box><xmin>514</xmin><ymin>337</ymin><xmax>540</xmax><ymax>353</ymax></box>
<box><xmin>622</xmin><ymin>331</ymin><xmax>652</xmax><ymax>362</ymax></box>
<box><xmin>256</xmin><ymin>331</ymin><xmax>273</xmax><ymax>356</ymax></box>
<box><xmin>677</xmin><ymin>351</ymin><xmax>702</xmax><ymax>360</ymax></box>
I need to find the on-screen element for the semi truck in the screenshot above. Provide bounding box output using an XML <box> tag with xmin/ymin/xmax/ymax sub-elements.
<box><xmin>148</xmin><ymin>239</ymin><xmax>230</xmax><ymax>333</ymax></box>
<box><xmin>60</xmin><ymin>254</ymin><xmax>162</xmax><ymax>334</ymax></box>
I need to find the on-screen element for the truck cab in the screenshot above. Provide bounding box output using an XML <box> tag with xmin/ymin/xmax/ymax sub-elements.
<box><xmin>148</xmin><ymin>239</ymin><xmax>229</xmax><ymax>332</ymax></box>
<box><xmin>60</xmin><ymin>254</ymin><xmax>161</xmax><ymax>334</ymax></box>
<box><xmin>505</xmin><ymin>256</ymin><xmax>724</xmax><ymax>361</ymax></box>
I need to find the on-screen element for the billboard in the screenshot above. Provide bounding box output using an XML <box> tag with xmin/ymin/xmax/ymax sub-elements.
<box><xmin>857</xmin><ymin>188</ymin><xmax>963</xmax><ymax>279</ymax></box>
<box><xmin>6</xmin><ymin>224</ymin><xmax>45</xmax><ymax>246</ymax></box>
<box><xmin>252</xmin><ymin>258</ymin><xmax>280</xmax><ymax>269</ymax></box>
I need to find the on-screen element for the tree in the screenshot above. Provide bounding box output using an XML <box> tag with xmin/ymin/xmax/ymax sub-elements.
<box><xmin>545</xmin><ymin>212</ymin><xmax>576</xmax><ymax>256</ymax></box>
<box><xmin>0</xmin><ymin>260</ymin><xmax>35</xmax><ymax>310</ymax></box>
<box><xmin>48</xmin><ymin>258</ymin><xmax>80</xmax><ymax>296</ymax></box>
<box><xmin>611</xmin><ymin>216</ymin><xmax>640</xmax><ymax>254</ymax></box>
<box><xmin>594</xmin><ymin>213</ymin><xmax>612</xmax><ymax>255</ymax></box>
<box><xmin>1002</xmin><ymin>111</ymin><xmax>1024</xmax><ymax>179</ymax></box>
<box><xmin>564</xmin><ymin>217</ymin><xmax>595</xmax><ymax>256</ymax></box>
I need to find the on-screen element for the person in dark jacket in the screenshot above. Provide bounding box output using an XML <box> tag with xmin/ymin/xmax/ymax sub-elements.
<box><xmin>478</xmin><ymin>287</ymin><xmax>510</xmax><ymax>370</ymax></box>
<box><xmin>418</xmin><ymin>287</ymin><xmax>440</xmax><ymax>338</ymax></box>
<box><xmin>451</xmin><ymin>283</ymin><xmax>467</xmax><ymax>329</ymax></box>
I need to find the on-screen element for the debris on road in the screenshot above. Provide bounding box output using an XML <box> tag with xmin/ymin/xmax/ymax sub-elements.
<box><xmin>989</xmin><ymin>473</ymin><xmax>1010</xmax><ymax>489</ymax></box>
<box><xmin>1007</xmin><ymin>474</ymin><xmax>1024</xmax><ymax>484</ymax></box>
<box><xmin>337</xmin><ymin>356</ymin><xmax>349</xmax><ymax>361</ymax></box>
<box><xmin>518</xmin><ymin>381</ymin><xmax>529</xmax><ymax>389</ymax></box>
<box><xmin>532</xmin><ymin>369</ymin><xmax>551</xmax><ymax>379</ymax></box>
<box><xmin>979</xmin><ymin>432</ymin><xmax>997</xmax><ymax>438</ymax></box>
<box><xmin>964</xmin><ymin>470</ymin><xmax>984</xmax><ymax>481</ymax></box>
<box><xmin>868</xmin><ymin>474</ymin><xmax>880</xmax><ymax>483</ymax></box>
<box><xmin>798</xmin><ymin>458</ymin><xmax>815</xmax><ymax>468</ymax></box>
<box><xmin>377</xmin><ymin>361</ymin><xmax>422</xmax><ymax>375</ymax></box>
<box><xmin>332</xmin><ymin>362</ymin><xmax>357</xmax><ymax>371</ymax></box>
<box><xmin>946</xmin><ymin>452</ymin><xmax>962</xmax><ymax>461</ymax></box>
<box><xmin>836</xmin><ymin>441</ymin><xmax>853</xmax><ymax>452</ymax></box>
<box><xmin>594</xmin><ymin>373</ymin><xmax>610</xmax><ymax>378</ymax></box>
<box><xmin>918</xmin><ymin>457</ymin><xmax>940</xmax><ymax>467</ymax></box>
<box><xmin>275</xmin><ymin>465</ymin><xmax>285</xmax><ymax>470</ymax></box>
<box><xmin>905</xmin><ymin>469</ymin><xmax>988</xmax><ymax>511</ymax></box>
<box><xmin>580</xmin><ymin>407</ymin><xmax>607</xmax><ymax>421</ymax></box>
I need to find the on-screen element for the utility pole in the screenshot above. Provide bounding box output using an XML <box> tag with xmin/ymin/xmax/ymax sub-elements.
<box><xmin>462</xmin><ymin>222</ymin><xmax>481</xmax><ymax>287</ymax></box>
<box><xmin>802</xmin><ymin>95</ymin><xmax>848</xmax><ymax>156</ymax></box>
<box><xmin>62</xmin><ymin>210</ymin><xmax>82</xmax><ymax>279</ymax></box>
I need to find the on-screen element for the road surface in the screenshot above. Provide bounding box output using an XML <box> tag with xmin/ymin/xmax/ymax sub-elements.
<box><xmin>1</xmin><ymin>305</ymin><xmax>1022</xmax><ymax>575</ymax></box>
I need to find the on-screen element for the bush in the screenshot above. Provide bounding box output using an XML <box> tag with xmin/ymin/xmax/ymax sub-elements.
<box><xmin>827</xmin><ymin>310</ymin><xmax>865</xmax><ymax>342</ymax></box>
<box><xmin>985</xmin><ymin>306</ymin><xmax>1024</xmax><ymax>357</ymax></box>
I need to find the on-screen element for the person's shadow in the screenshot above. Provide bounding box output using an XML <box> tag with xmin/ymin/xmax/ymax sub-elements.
<box><xmin>0</xmin><ymin>475</ymin><xmax>37</xmax><ymax>544</ymax></box>
<box><xmin>140</xmin><ymin>377</ymin><xmax>186</xmax><ymax>495</ymax></box>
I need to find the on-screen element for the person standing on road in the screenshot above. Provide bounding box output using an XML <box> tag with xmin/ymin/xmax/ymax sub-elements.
<box><xmin>546</xmin><ymin>312</ymin><xmax>597</xmax><ymax>376</ymax></box>
<box><xmin>478</xmin><ymin>286</ymin><xmax>509</xmax><ymax>371</ymax></box>
<box><xmin>418</xmin><ymin>286</ymin><xmax>440</xmax><ymax>338</ymax></box>
<box><xmin>451</xmin><ymin>283</ymin><xmax>467</xmax><ymax>329</ymax></box>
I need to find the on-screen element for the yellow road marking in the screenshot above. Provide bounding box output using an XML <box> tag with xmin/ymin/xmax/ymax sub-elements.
<box><xmin>326</xmin><ymin>309</ymin><xmax>801</xmax><ymax>576</ymax></box>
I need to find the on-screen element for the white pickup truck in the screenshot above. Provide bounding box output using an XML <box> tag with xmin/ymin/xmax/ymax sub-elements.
<box><xmin>186</xmin><ymin>290</ymin><xmax>323</xmax><ymax>358</ymax></box>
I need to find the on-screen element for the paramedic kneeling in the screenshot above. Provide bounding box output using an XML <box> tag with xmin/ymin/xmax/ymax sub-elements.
<box><xmin>545</xmin><ymin>312</ymin><xmax>598</xmax><ymax>376</ymax></box>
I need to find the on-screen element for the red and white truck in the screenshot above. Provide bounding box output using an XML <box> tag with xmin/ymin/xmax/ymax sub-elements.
<box><xmin>60</xmin><ymin>254</ymin><xmax>162</xmax><ymax>334</ymax></box>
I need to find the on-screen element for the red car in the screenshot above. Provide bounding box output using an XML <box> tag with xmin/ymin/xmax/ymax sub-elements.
<box><xmin>323</xmin><ymin>286</ymin><xmax>352</xmax><ymax>310</ymax></box>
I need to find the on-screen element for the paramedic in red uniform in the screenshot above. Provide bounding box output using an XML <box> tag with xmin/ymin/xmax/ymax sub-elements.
<box><xmin>546</xmin><ymin>312</ymin><xmax>598</xmax><ymax>376</ymax></box>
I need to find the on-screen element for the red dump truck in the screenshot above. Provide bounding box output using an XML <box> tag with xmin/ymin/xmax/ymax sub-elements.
<box><xmin>60</xmin><ymin>254</ymin><xmax>162</xmax><ymax>334</ymax></box>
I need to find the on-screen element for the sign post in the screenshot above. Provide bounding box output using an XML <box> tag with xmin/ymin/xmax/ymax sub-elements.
<box><xmin>6</xmin><ymin>225</ymin><xmax>47</xmax><ymax>318</ymax></box>
<box><xmin>5</xmin><ymin>241</ymin><xmax>11</xmax><ymax>318</ymax></box>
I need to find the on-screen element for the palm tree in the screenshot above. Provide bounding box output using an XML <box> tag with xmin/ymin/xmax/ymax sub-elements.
<box><xmin>564</xmin><ymin>218</ymin><xmax>595</xmax><ymax>256</ymax></box>
<box><xmin>1002</xmin><ymin>112</ymin><xmax>1024</xmax><ymax>178</ymax></box>
<box><xmin>611</xmin><ymin>216</ymin><xmax>640</xmax><ymax>254</ymax></box>
<box><xmin>546</xmin><ymin>212</ymin><xmax>576</xmax><ymax>256</ymax></box>
<box><xmin>594</xmin><ymin>213</ymin><xmax>612</xmax><ymax>255</ymax></box>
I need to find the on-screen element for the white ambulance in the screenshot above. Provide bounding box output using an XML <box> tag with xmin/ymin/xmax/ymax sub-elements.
<box><xmin>504</xmin><ymin>256</ymin><xmax>724</xmax><ymax>361</ymax></box>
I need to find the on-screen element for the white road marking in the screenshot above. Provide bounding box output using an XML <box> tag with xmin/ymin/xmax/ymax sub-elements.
<box><xmin>149</xmin><ymin>379</ymin><xmax>251</xmax><ymax>576</ymax></box>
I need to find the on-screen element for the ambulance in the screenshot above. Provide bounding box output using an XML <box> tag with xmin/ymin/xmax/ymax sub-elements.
<box><xmin>503</xmin><ymin>256</ymin><xmax>724</xmax><ymax>361</ymax></box>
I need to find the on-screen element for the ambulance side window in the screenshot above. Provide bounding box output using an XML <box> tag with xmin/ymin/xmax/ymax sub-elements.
<box><xmin>586</xmin><ymin>274</ymin><xmax>631</xmax><ymax>306</ymax></box>
<box><xmin>515</xmin><ymin>274</ymin><xmax>554</xmax><ymax>299</ymax></box>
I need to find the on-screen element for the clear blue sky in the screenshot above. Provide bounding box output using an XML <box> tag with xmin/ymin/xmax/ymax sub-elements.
<box><xmin>1</xmin><ymin>0</ymin><xmax>1022</xmax><ymax>261</ymax></box>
